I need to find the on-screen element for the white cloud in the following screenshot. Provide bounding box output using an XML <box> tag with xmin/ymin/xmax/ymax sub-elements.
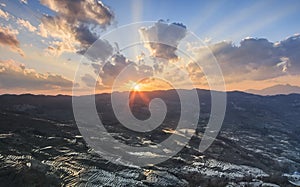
<box><xmin>19</xmin><ymin>0</ymin><xmax>27</xmax><ymax>4</ymax></box>
<box><xmin>17</xmin><ymin>18</ymin><xmax>37</xmax><ymax>32</ymax></box>
<box><xmin>0</xmin><ymin>9</ymin><xmax>9</xmax><ymax>20</ymax></box>
<box><xmin>276</xmin><ymin>57</ymin><xmax>290</xmax><ymax>72</ymax></box>
<box><xmin>45</xmin><ymin>40</ymin><xmax>77</xmax><ymax>56</ymax></box>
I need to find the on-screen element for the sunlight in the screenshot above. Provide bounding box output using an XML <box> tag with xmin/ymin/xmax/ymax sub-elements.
<box><xmin>126</xmin><ymin>78</ymin><xmax>175</xmax><ymax>92</ymax></box>
<box><xmin>133</xmin><ymin>83</ymin><xmax>141</xmax><ymax>91</ymax></box>
<box><xmin>229</xmin><ymin>4</ymin><xmax>296</xmax><ymax>42</ymax></box>
<box><xmin>127</xmin><ymin>81</ymin><xmax>143</xmax><ymax>92</ymax></box>
<box><xmin>204</xmin><ymin>1</ymin><xmax>268</xmax><ymax>41</ymax></box>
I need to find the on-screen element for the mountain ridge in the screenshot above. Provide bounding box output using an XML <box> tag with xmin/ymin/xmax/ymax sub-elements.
<box><xmin>1</xmin><ymin>88</ymin><xmax>300</xmax><ymax>97</ymax></box>
<box><xmin>246</xmin><ymin>84</ymin><xmax>300</xmax><ymax>96</ymax></box>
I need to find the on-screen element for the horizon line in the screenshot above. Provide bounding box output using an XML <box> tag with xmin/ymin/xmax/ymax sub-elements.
<box><xmin>0</xmin><ymin>88</ymin><xmax>298</xmax><ymax>97</ymax></box>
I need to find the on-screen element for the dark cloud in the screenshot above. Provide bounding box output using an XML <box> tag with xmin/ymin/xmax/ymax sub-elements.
<box><xmin>91</xmin><ymin>63</ymin><xmax>101</xmax><ymax>74</ymax></box>
<box><xmin>191</xmin><ymin>34</ymin><xmax>300</xmax><ymax>82</ymax></box>
<box><xmin>0</xmin><ymin>26</ymin><xmax>24</xmax><ymax>56</ymax></box>
<box><xmin>100</xmin><ymin>54</ymin><xmax>134</xmax><ymax>86</ymax></box>
<box><xmin>153</xmin><ymin>62</ymin><xmax>164</xmax><ymax>74</ymax></box>
<box><xmin>99</xmin><ymin>54</ymin><xmax>153</xmax><ymax>86</ymax></box>
<box><xmin>0</xmin><ymin>60</ymin><xmax>73</xmax><ymax>90</ymax></box>
<box><xmin>39</xmin><ymin>0</ymin><xmax>114</xmax><ymax>55</ymax></box>
<box><xmin>277</xmin><ymin>34</ymin><xmax>300</xmax><ymax>74</ymax></box>
<box><xmin>79</xmin><ymin>38</ymin><xmax>114</xmax><ymax>62</ymax></box>
<box><xmin>75</xmin><ymin>25</ymin><xmax>98</xmax><ymax>46</ymax></box>
<box><xmin>139</xmin><ymin>20</ymin><xmax>187</xmax><ymax>61</ymax></box>
<box><xmin>81</xmin><ymin>73</ymin><xmax>97</xmax><ymax>87</ymax></box>
<box><xmin>40</xmin><ymin>0</ymin><xmax>113</xmax><ymax>26</ymax></box>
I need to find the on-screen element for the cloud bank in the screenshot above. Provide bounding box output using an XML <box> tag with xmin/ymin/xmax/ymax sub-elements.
<box><xmin>0</xmin><ymin>59</ymin><xmax>73</xmax><ymax>91</ymax></box>
<box><xmin>0</xmin><ymin>26</ymin><xmax>24</xmax><ymax>56</ymax></box>
<box><xmin>189</xmin><ymin>34</ymin><xmax>300</xmax><ymax>83</ymax></box>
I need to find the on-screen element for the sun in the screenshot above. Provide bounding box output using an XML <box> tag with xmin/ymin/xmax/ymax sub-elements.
<box><xmin>133</xmin><ymin>83</ymin><xmax>141</xmax><ymax>91</ymax></box>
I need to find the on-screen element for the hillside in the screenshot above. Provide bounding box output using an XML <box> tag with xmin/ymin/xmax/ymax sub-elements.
<box><xmin>0</xmin><ymin>90</ymin><xmax>299</xmax><ymax>186</ymax></box>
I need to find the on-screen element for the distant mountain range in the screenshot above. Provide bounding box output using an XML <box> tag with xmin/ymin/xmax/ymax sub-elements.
<box><xmin>246</xmin><ymin>84</ymin><xmax>300</xmax><ymax>96</ymax></box>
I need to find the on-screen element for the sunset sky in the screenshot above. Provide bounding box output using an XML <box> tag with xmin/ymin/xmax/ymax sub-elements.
<box><xmin>0</xmin><ymin>0</ymin><xmax>300</xmax><ymax>95</ymax></box>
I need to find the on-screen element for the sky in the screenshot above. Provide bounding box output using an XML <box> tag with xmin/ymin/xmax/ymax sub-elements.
<box><xmin>0</xmin><ymin>0</ymin><xmax>299</xmax><ymax>95</ymax></box>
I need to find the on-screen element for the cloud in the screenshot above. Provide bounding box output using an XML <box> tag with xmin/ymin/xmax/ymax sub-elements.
<box><xmin>39</xmin><ymin>0</ymin><xmax>114</xmax><ymax>56</ymax></box>
<box><xmin>46</xmin><ymin>40</ymin><xmax>76</xmax><ymax>56</ymax></box>
<box><xmin>40</xmin><ymin>0</ymin><xmax>113</xmax><ymax>25</ymax></box>
<box><xmin>0</xmin><ymin>59</ymin><xmax>73</xmax><ymax>90</ymax></box>
<box><xmin>38</xmin><ymin>23</ymin><xmax>48</xmax><ymax>38</ymax></box>
<box><xmin>186</xmin><ymin>62</ymin><xmax>206</xmax><ymax>85</ymax></box>
<box><xmin>77</xmin><ymin>29</ymin><xmax>114</xmax><ymax>62</ymax></box>
<box><xmin>0</xmin><ymin>9</ymin><xmax>9</xmax><ymax>20</ymax></box>
<box><xmin>191</xmin><ymin>34</ymin><xmax>300</xmax><ymax>82</ymax></box>
<box><xmin>82</xmin><ymin>53</ymin><xmax>153</xmax><ymax>89</ymax></box>
<box><xmin>20</xmin><ymin>0</ymin><xmax>27</xmax><ymax>4</ymax></box>
<box><xmin>164</xmin><ymin>65</ymin><xmax>186</xmax><ymax>83</ymax></box>
<box><xmin>139</xmin><ymin>20</ymin><xmax>187</xmax><ymax>61</ymax></box>
<box><xmin>277</xmin><ymin>34</ymin><xmax>300</xmax><ymax>74</ymax></box>
<box><xmin>81</xmin><ymin>73</ymin><xmax>97</xmax><ymax>87</ymax></box>
<box><xmin>17</xmin><ymin>18</ymin><xmax>37</xmax><ymax>32</ymax></box>
<box><xmin>98</xmin><ymin>54</ymin><xmax>153</xmax><ymax>87</ymax></box>
<box><xmin>0</xmin><ymin>26</ymin><xmax>24</xmax><ymax>56</ymax></box>
<box><xmin>39</xmin><ymin>16</ymin><xmax>78</xmax><ymax>55</ymax></box>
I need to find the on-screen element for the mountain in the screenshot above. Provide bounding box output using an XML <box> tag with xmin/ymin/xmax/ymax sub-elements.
<box><xmin>0</xmin><ymin>90</ymin><xmax>299</xmax><ymax>186</ymax></box>
<box><xmin>246</xmin><ymin>84</ymin><xmax>300</xmax><ymax>95</ymax></box>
